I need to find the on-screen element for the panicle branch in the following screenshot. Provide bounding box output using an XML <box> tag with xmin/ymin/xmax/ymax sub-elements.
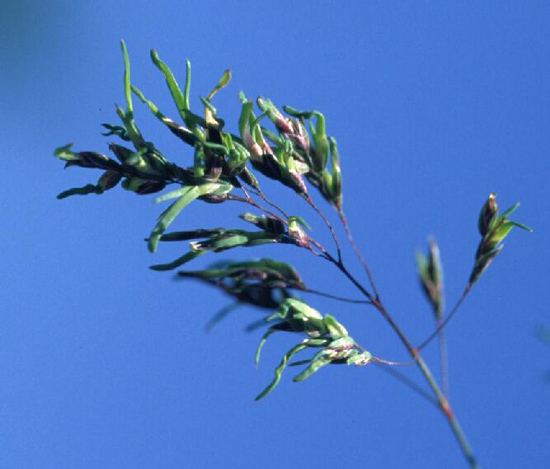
<box><xmin>53</xmin><ymin>41</ymin><xmax>532</xmax><ymax>469</ymax></box>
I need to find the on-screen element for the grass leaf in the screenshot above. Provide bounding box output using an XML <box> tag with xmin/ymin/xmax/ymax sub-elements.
<box><xmin>148</xmin><ymin>186</ymin><xmax>201</xmax><ymax>252</ymax></box>
<box><xmin>57</xmin><ymin>184</ymin><xmax>103</xmax><ymax>199</ymax></box>
<box><xmin>255</xmin><ymin>342</ymin><xmax>308</xmax><ymax>401</ymax></box>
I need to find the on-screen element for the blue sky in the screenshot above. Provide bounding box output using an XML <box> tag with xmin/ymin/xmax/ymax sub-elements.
<box><xmin>1</xmin><ymin>1</ymin><xmax>549</xmax><ymax>467</ymax></box>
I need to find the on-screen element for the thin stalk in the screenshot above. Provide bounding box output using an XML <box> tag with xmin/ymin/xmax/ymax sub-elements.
<box><xmin>371</xmin><ymin>356</ymin><xmax>412</xmax><ymax>366</ymax></box>
<box><xmin>305</xmin><ymin>242</ymin><xmax>326</xmax><ymax>258</ymax></box>
<box><xmin>234</xmin><ymin>183</ymin><xmax>477</xmax><ymax>465</ymax></box>
<box><xmin>413</xmin><ymin>351</ymin><xmax>478</xmax><ymax>468</ymax></box>
<box><xmin>374</xmin><ymin>300</ymin><xmax>478</xmax><ymax>469</ymax></box>
<box><xmin>373</xmin><ymin>362</ymin><xmax>439</xmax><ymax>409</ymax></box>
<box><xmin>435</xmin><ymin>304</ymin><xmax>449</xmax><ymax>398</ymax></box>
<box><xmin>308</xmin><ymin>237</ymin><xmax>332</xmax><ymax>261</ymax></box>
<box><xmin>251</xmin><ymin>188</ymin><xmax>289</xmax><ymax>219</ymax></box>
<box><xmin>418</xmin><ymin>284</ymin><xmax>472</xmax><ymax>352</ymax></box>
<box><xmin>303</xmin><ymin>194</ymin><xmax>343</xmax><ymax>263</ymax></box>
<box><xmin>324</xmin><ymin>253</ymin><xmax>477</xmax><ymax>467</ymax></box>
<box><xmin>298</xmin><ymin>287</ymin><xmax>372</xmax><ymax>305</ymax></box>
<box><xmin>337</xmin><ymin>208</ymin><xmax>380</xmax><ymax>300</ymax></box>
<box><xmin>227</xmin><ymin>193</ymin><xmax>286</xmax><ymax>225</ymax></box>
<box><xmin>226</xmin><ymin>190</ymin><xmax>331</xmax><ymax>263</ymax></box>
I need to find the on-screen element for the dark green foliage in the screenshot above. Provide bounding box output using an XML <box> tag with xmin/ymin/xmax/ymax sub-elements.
<box><xmin>53</xmin><ymin>41</ymin><xmax>531</xmax><ymax>408</ymax></box>
<box><xmin>254</xmin><ymin>299</ymin><xmax>372</xmax><ymax>400</ymax></box>
<box><xmin>177</xmin><ymin>258</ymin><xmax>303</xmax><ymax>321</ymax></box>
<box><xmin>415</xmin><ymin>238</ymin><xmax>444</xmax><ymax>317</ymax></box>
<box><xmin>470</xmin><ymin>194</ymin><xmax>532</xmax><ymax>285</ymax></box>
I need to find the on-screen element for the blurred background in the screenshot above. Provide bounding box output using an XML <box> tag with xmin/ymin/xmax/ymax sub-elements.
<box><xmin>1</xmin><ymin>1</ymin><xmax>549</xmax><ymax>467</ymax></box>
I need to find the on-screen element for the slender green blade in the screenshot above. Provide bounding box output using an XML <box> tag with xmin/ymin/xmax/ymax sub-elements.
<box><xmin>292</xmin><ymin>355</ymin><xmax>332</xmax><ymax>382</ymax></box>
<box><xmin>324</xmin><ymin>315</ymin><xmax>348</xmax><ymax>339</ymax></box>
<box><xmin>159</xmin><ymin>228</ymin><xmax>227</xmax><ymax>242</ymax></box>
<box><xmin>148</xmin><ymin>186</ymin><xmax>201</xmax><ymax>252</ymax></box>
<box><xmin>492</xmin><ymin>220</ymin><xmax>514</xmax><ymax>241</ymax></box>
<box><xmin>154</xmin><ymin>186</ymin><xmax>194</xmax><ymax>204</ymax></box>
<box><xmin>150</xmin><ymin>49</ymin><xmax>189</xmax><ymax>123</ymax></box>
<box><xmin>149</xmin><ymin>250</ymin><xmax>205</xmax><ymax>271</ymax></box>
<box><xmin>184</xmin><ymin>59</ymin><xmax>191</xmax><ymax>111</ymax></box>
<box><xmin>57</xmin><ymin>184</ymin><xmax>102</xmax><ymax>199</ymax></box>
<box><xmin>255</xmin><ymin>328</ymin><xmax>278</xmax><ymax>366</ymax></box>
<box><xmin>206</xmin><ymin>69</ymin><xmax>232</xmax><ymax>101</ymax></box>
<box><xmin>510</xmin><ymin>221</ymin><xmax>533</xmax><ymax>232</ymax></box>
<box><xmin>54</xmin><ymin>143</ymin><xmax>77</xmax><ymax>161</ymax></box>
<box><xmin>131</xmin><ymin>85</ymin><xmax>161</xmax><ymax>117</ymax></box>
<box><xmin>209</xmin><ymin>235</ymin><xmax>249</xmax><ymax>251</ymax></box>
<box><xmin>120</xmin><ymin>40</ymin><xmax>133</xmax><ymax>113</ymax></box>
<box><xmin>501</xmin><ymin>202</ymin><xmax>520</xmax><ymax>219</ymax></box>
<box><xmin>255</xmin><ymin>343</ymin><xmax>308</xmax><ymax>401</ymax></box>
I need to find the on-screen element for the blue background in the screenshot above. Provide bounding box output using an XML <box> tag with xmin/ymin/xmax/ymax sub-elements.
<box><xmin>1</xmin><ymin>1</ymin><xmax>549</xmax><ymax>467</ymax></box>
